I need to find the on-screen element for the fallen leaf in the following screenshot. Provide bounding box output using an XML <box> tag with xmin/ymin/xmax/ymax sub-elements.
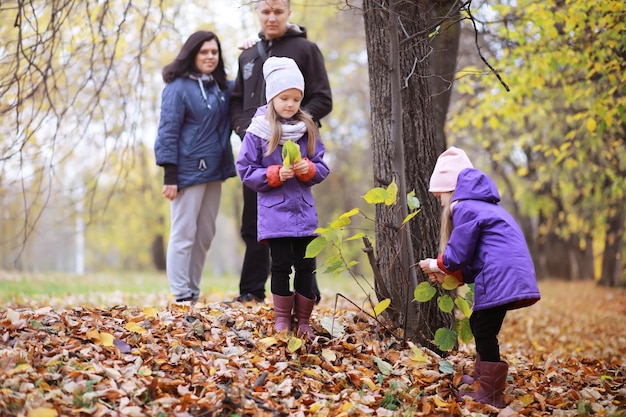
<box><xmin>288</xmin><ymin>336</ymin><xmax>303</xmax><ymax>353</ymax></box>
<box><xmin>27</xmin><ymin>408</ymin><xmax>58</xmax><ymax>417</ymax></box>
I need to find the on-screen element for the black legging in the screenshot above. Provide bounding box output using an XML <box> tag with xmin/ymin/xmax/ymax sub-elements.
<box><xmin>268</xmin><ymin>237</ymin><xmax>316</xmax><ymax>299</ymax></box>
<box><xmin>470</xmin><ymin>304</ymin><xmax>510</xmax><ymax>362</ymax></box>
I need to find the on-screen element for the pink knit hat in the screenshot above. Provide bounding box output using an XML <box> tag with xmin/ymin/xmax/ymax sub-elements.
<box><xmin>429</xmin><ymin>146</ymin><xmax>474</xmax><ymax>192</ymax></box>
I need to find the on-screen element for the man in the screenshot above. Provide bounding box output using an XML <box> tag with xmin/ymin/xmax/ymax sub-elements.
<box><xmin>230</xmin><ymin>0</ymin><xmax>332</xmax><ymax>303</ymax></box>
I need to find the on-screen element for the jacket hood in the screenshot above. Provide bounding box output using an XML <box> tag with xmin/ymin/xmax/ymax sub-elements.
<box><xmin>452</xmin><ymin>168</ymin><xmax>501</xmax><ymax>203</ymax></box>
<box><xmin>259</xmin><ymin>23</ymin><xmax>307</xmax><ymax>41</ymax></box>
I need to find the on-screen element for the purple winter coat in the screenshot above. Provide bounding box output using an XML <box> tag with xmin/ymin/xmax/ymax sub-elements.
<box><xmin>236</xmin><ymin>116</ymin><xmax>329</xmax><ymax>242</ymax></box>
<box><xmin>439</xmin><ymin>168</ymin><xmax>540</xmax><ymax>312</ymax></box>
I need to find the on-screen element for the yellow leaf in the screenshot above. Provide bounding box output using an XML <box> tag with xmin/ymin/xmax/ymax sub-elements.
<box><xmin>290</xmin><ymin>144</ymin><xmax>301</xmax><ymax>163</ymax></box>
<box><xmin>288</xmin><ymin>336</ymin><xmax>303</xmax><ymax>353</ymax></box>
<box><xmin>28</xmin><ymin>408</ymin><xmax>58</xmax><ymax>417</ymax></box>
<box><xmin>409</xmin><ymin>346</ymin><xmax>429</xmax><ymax>363</ymax></box>
<box><xmin>9</xmin><ymin>363</ymin><xmax>32</xmax><ymax>375</ymax></box>
<box><xmin>441</xmin><ymin>275</ymin><xmax>460</xmax><ymax>290</ymax></box>
<box><xmin>402</xmin><ymin>211</ymin><xmax>419</xmax><ymax>225</ymax></box>
<box><xmin>260</xmin><ymin>337</ymin><xmax>277</xmax><ymax>347</ymax></box>
<box><xmin>519</xmin><ymin>393</ymin><xmax>535</xmax><ymax>406</ymax></box>
<box><xmin>384</xmin><ymin>181</ymin><xmax>398</xmax><ymax>206</ymax></box>
<box><xmin>341</xmin><ymin>402</ymin><xmax>355</xmax><ymax>411</ymax></box>
<box><xmin>283</xmin><ymin>152</ymin><xmax>291</xmax><ymax>169</ymax></box>
<box><xmin>346</xmin><ymin>232</ymin><xmax>365</xmax><ymax>241</ymax></box>
<box><xmin>330</xmin><ymin>216</ymin><xmax>351</xmax><ymax>228</ymax></box>
<box><xmin>124</xmin><ymin>322</ymin><xmax>147</xmax><ymax>334</ymax></box>
<box><xmin>488</xmin><ymin>115</ymin><xmax>499</xmax><ymax>130</ymax></box>
<box><xmin>143</xmin><ymin>306</ymin><xmax>158</xmax><ymax>319</ymax></box>
<box><xmin>340</xmin><ymin>208</ymin><xmax>360</xmax><ymax>218</ymax></box>
<box><xmin>434</xmin><ymin>396</ymin><xmax>449</xmax><ymax>408</ymax></box>
<box><xmin>86</xmin><ymin>329</ymin><xmax>101</xmax><ymax>341</ymax></box>
<box><xmin>99</xmin><ymin>332</ymin><xmax>114</xmax><ymax>347</ymax></box>
<box><xmin>361</xmin><ymin>377</ymin><xmax>377</xmax><ymax>390</ymax></box>
<box><xmin>138</xmin><ymin>366</ymin><xmax>152</xmax><ymax>376</ymax></box>
<box><xmin>586</xmin><ymin>117</ymin><xmax>596</xmax><ymax>132</ymax></box>
<box><xmin>371</xmin><ymin>298</ymin><xmax>390</xmax><ymax>317</ymax></box>
<box><xmin>282</xmin><ymin>140</ymin><xmax>301</xmax><ymax>168</ymax></box>
<box><xmin>303</xmin><ymin>369</ymin><xmax>321</xmax><ymax>379</ymax></box>
<box><xmin>309</xmin><ymin>403</ymin><xmax>323</xmax><ymax>413</ymax></box>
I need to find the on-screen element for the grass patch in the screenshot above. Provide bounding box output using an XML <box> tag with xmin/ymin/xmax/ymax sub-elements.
<box><xmin>0</xmin><ymin>270</ymin><xmax>374</xmax><ymax>308</ymax></box>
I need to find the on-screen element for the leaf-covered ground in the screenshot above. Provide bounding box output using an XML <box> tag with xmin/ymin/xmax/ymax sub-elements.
<box><xmin>1</xmin><ymin>280</ymin><xmax>625</xmax><ymax>416</ymax></box>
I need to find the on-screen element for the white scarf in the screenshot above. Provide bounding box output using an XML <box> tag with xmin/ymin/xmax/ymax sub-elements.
<box><xmin>246</xmin><ymin>115</ymin><xmax>307</xmax><ymax>144</ymax></box>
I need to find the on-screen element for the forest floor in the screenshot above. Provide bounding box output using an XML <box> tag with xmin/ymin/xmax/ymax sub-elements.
<box><xmin>1</xmin><ymin>279</ymin><xmax>625</xmax><ymax>416</ymax></box>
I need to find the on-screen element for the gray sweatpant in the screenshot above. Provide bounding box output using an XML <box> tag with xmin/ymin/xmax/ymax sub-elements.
<box><xmin>167</xmin><ymin>181</ymin><xmax>221</xmax><ymax>300</ymax></box>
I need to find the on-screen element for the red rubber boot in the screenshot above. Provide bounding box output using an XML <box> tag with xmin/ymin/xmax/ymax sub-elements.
<box><xmin>272</xmin><ymin>293</ymin><xmax>294</xmax><ymax>333</ymax></box>
<box><xmin>459</xmin><ymin>361</ymin><xmax>508</xmax><ymax>408</ymax></box>
<box><xmin>294</xmin><ymin>292</ymin><xmax>316</xmax><ymax>339</ymax></box>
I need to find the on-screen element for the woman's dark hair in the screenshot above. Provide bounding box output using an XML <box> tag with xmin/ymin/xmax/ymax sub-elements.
<box><xmin>161</xmin><ymin>30</ymin><xmax>228</xmax><ymax>89</ymax></box>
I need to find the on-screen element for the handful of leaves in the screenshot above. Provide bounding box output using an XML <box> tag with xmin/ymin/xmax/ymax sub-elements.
<box><xmin>281</xmin><ymin>140</ymin><xmax>302</xmax><ymax>169</ymax></box>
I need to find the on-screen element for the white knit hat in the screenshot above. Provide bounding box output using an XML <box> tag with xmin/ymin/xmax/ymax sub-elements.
<box><xmin>263</xmin><ymin>57</ymin><xmax>304</xmax><ymax>103</ymax></box>
<box><xmin>429</xmin><ymin>146</ymin><xmax>474</xmax><ymax>192</ymax></box>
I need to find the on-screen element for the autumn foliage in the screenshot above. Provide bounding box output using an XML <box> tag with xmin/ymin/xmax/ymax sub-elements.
<box><xmin>1</xmin><ymin>281</ymin><xmax>625</xmax><ymax>416</ymax></box>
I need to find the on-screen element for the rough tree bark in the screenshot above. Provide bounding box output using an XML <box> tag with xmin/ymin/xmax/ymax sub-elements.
<box><xmin>428</xmin><ymin>0</ymin><xmax>462</xmax><ymax>150</ymax></box>
<box><xmin>363</xmin><ymin>0</ymin><xmax>454</xmax><ymax>350</ymax></box>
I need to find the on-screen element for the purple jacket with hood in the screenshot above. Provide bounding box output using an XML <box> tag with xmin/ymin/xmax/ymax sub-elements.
<box><xmin>437</xmin><ymin>168</ymin><xmax>540</xmax><ymax>312</ymax></box>
<box><xmin>236</xmin><ymin>106</ymin><xmax>329</xmax><ymax>241</ymax></box>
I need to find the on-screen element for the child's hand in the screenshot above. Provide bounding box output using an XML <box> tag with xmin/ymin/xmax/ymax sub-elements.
<box><xmin>293</xmin><ymin>159</ymin><xmax>309</xmax><ymax>175</ymax></box>
<box><xmin>419</xmin><ymin>258</ymin><xmax>445</xmax><ymax>284</ymax></box>
<box><xmin>279</xmin><ymin>166</ymin><xmax>294</xmax><ymax>181</ymax></box>
<box><xmin>419</xmin><ymin>258</ymin><xmax>435</xmax><ymax>273</ymax></box>
<box><xmin>428</xmin><ymin>271</ymin><xmax>446</xmax><ymax>284</ymax></box>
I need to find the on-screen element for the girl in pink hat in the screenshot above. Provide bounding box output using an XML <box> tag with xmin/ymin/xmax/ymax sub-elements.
<box><xmin>419</xmin><ymin>146</ymin><xmax>540</xmax><ymax>407</ymax></box>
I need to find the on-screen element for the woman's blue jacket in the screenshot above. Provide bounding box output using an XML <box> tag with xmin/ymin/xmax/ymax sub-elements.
<box><xmin>155</xmin><ymin>77</ymin><xmax>236</xmax><ymax>190</ymax></box>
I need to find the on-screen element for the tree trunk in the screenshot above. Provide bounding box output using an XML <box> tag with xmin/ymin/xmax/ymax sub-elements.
<box><xmin>363</xmin><ymin>0</ymin><xmax>454</xmax><ymax>351</ymax></box>
<box><xmin>599</xmin><ymin>204</ymin><xmax>625</xmax><ymax>287</ymax></box>
<box><xmin>568</xmin><ymin>234</ymin><xmax>594</xmax><ymax>281</ymax></box>
<box><xmin>428</xmin><ymin>0</ymin><xmax>462</xmax><ymax>150</ymax></box>
<box><xmin>151</xmin><ymin>213</ymin><xmax>167</xmax><ymax>271</ymax></box>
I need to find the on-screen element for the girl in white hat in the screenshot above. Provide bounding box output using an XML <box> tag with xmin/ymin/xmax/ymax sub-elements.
<box><xmin>236</xmin><ymin>57</ymin><xmax>330</xmax><ymax>339</ymax></box>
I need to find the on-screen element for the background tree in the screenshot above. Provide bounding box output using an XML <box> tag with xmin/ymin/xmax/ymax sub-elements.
<box><xmin>0</xmin><ymin>0</ymin><xmax>178</xmax><ymax>271</ymax></box>
<box><xmin>447</xmin><ymin>0</ymin><xmax>626</xmax><ymax>286</ymax></box>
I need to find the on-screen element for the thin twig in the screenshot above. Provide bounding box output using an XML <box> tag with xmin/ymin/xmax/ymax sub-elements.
<box><xmin>332</xmin><ymin>292</ymin><xmax>402</xmax><ymax>340</ymax></box>
<box><xmin>465</xmin><ymin>1</ymin><xmax>510</xmax><ymax>91</ymax></box>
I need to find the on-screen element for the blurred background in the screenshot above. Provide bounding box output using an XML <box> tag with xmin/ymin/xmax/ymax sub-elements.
<box><xmin>1</xmin><ymin>0</ymin><xmax>624</xmax><ymax>286</ymax></box>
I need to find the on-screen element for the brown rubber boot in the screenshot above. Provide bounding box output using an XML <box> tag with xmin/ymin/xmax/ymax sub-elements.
<box><xmin>459</xmin><ymin>361</ymin><xmax>508</xmax><ymax>408</ymax></box>
<box><xmin>294</xmin><ymin>292</ymin><xmax>316</xmax><ymax>339</ymax></box>
<box><xmin>272</xmin><ymin>293</ymin><xmax>294</xmax><ymax>333</ymax></box>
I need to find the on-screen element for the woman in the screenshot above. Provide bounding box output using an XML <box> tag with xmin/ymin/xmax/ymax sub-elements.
<box><xmin>154</xmin><ymin>31</ymin><xmax>236</xmax><ymax>303</ymax></box>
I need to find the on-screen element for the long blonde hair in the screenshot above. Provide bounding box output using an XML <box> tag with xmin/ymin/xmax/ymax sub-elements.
<box><xmin>439</xmin><ymin>193</ymin><xmax>454</xmax><ymax>253</ymax></box>
<box><xmin>264</xmin><ymin>103</ymin><xmax>319</xmax><ymax>156</ymax></box>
